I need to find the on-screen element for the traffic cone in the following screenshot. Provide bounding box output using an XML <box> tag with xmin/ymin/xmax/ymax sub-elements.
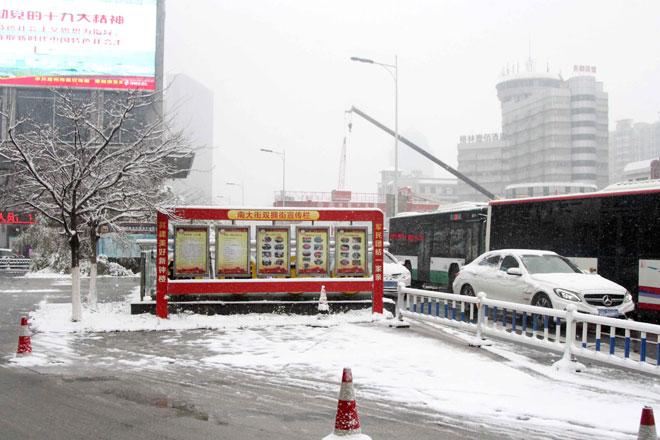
<box><xmin>638</xmin><ymin>406</ymin><xmax>657</xmax><ymax>440</ymax></box>
<box><xmin>16</xmin><ymin>315</ymin><xmax>32</xmax><ymax>356</ymax></box>
<box><xmin>318</xmin><ymin>285</ymin><xmax>329</xmax><ymax>314</ymax></box>
<box><xmin>322</xmin><ymin>368</ymin><xmax>372</xmax><ymax>440</ymax></box>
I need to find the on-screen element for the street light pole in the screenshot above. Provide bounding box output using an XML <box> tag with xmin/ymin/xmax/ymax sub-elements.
<box><xmin>259</xmin><ymin>148</ymin><xmax>286</xmax><ymax>207</ymax></box>
<box><xmin>226</xmin><ymin>181</ymin><xmax>245</xmax><ymax>205</ymax></box>
<box><xmin>351</xmin><ymin>54</ymin><xmax>399</xmax><ymax>215</ymax></box>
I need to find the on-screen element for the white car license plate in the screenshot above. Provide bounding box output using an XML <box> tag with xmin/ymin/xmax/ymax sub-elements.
<box><xmin>384</xmin><ymin>280</ymin><xmax>397</xmax><ymax>289</ymax></box>
<box><xmin>598</xmin><ymin>308</ymin><xmax>619</xmax><ymax>317</ymax></box>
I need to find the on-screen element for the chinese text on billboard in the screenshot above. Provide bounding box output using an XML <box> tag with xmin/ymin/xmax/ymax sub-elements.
<box><xmin>0</xmin><ymin>0</ymin><xmax>157</xmax><ymax>90</ymax></box>
<box><xmin>215</xmin><ymin>226</ymin><xmax>251</xmax><ymax>278</ymax></box>
<box><xmin>174</xmin><ymin>226</ymin><xmax>208</xmax><ymax>277</ymax></box>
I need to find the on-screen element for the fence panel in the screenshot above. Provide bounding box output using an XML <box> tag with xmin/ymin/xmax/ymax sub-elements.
<box><xmin>397</xmin><ymin>284</ymin><xmax>660</xmax><ymax>376</ymax></box>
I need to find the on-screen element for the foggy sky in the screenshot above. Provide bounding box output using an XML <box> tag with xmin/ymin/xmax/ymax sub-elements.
<box><xmin>164</xmin><ymin>0</ymin><xmax>660</xmax><ymax>206</ymax></box>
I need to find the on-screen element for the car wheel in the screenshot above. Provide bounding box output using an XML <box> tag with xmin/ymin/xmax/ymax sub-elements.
<box><xmin>460</xmin><ymin>284</ymin><xmax>475</xmax><ymax>296</ymax></box>
<box><xmin>531</xmin><ymin>292</ymin><xmax>553</xmax><ymax>330</ymax></box>
<box><xmin>531</xmin><ymin>292</ymin><xmax>552</xmax><ymax>308</ymax></box>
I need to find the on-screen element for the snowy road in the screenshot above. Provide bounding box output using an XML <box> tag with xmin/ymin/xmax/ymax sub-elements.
<box><xmin>2</xmin><ymin>274</ymin><xmax>659</xmax><ymax>439</ymax></box>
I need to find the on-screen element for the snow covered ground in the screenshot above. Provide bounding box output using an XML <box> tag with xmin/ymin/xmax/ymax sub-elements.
<box><xmin>9</xmin><ymin>287</ymin><xmax>660</xmax><ymax>439</ymax></box>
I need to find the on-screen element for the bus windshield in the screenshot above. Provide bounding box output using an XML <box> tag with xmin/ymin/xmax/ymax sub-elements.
<box><xmin>520</xmin><ymin>255</ymin><xmax>582</xmax><ymax>274</ymax></box>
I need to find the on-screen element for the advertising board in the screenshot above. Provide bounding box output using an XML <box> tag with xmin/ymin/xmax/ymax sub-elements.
<box><xmin>334</xmin><ymin>227</ymin><xmax>368</xmax><ymax>276</ymax></box>
<box><xmin>0</xmin><ymin>0</ymin><xmax>157</xmax><ymax>90</ymax></box>
<box><xmin>256</xmin><ymin>227</ymin><xmax>290</xmax><ymax>276</ymax></box>
<box><xmin>215</xmin><ymin>226</ymin><xmax>251</xmax><ymax>278</ymax></box>
<box><xmin>173</xmin><ymin>225</ymin><xmax>208</xmax><ymax>277</ymax></box>
<box><xmin>0</xmin><ymin>211</ymin><xmax>36</xmax><ymax>225</ymax></box>
<box><xmin>296</xmin><ymin>227</ymin><xmax>329</xmax><ymax>276</ymax></box>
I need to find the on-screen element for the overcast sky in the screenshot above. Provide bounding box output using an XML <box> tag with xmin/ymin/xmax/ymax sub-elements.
<box><xmin>164</xmin><ymin>0</ymin><xmax>660</xmax><ymax>206</ymax></box>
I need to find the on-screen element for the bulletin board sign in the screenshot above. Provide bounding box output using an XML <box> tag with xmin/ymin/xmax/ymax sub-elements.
<box><xmin>335</xmin><ymin>227</ymin><xmax>368</xmax><ymax>276</ymax></box>
<box><xmin>296</xmin><ymin>227</ymin><xmax>329</xmax><ymax>276</ymax></box>
<box><xmin>256</xmin><ymin>227</ymin><xmax>290</xmax><ymax>276</ymax></box>
<box><xmin>173</xmin><ymin>225</ymin><xmax>209</xmax><ymax>277</ymax></box>
<box><xmin>215</xmin><ymin>226</ymin><xmax>251</xmax><ymax>278</ymax></box>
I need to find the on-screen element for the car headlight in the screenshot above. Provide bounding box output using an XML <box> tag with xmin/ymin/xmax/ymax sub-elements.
<box><xmin>624</xmin><ymin>291</ymin><xmax>633</xmax><ymax>303</ymax></box>
<box><xmin>553</xmin><ymin>288</ymin><xmax>582</xmax><ymax>302</ymax></box>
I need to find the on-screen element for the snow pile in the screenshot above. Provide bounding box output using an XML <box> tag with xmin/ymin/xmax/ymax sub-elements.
<box><xmin>28</xmin><ymin>300</ymin><xmax>378</xmax><ymax>334</ymax></box>
<box><xmin>80</xmin><ymin>256</ymin><xmax>135</xmax><ymax>277</ymax></box>
<box><xmin>24</xmin><ymin>267</ymin><xmax>70</xmax><ymax>278</ymax></box>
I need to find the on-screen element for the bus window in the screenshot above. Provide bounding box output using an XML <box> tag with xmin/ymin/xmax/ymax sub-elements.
<box><xmin>449</xmin><ymin>224</ymin><xmax>466</xmax><ymax>258</ymax></box>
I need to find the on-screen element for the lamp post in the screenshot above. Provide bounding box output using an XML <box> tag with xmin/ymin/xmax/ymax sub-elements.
<box><xmin>226</xmin><ymin>181</ymin><xmax>245</xmax><ymax>206</ymax></box>
<box><xmin>351</xmin><ymin>55</ymin><xmax>399</xmax><ymax>215</ymax></box>
<box><xmin>259</xmin><ymin>147</ymin><xmax>286</xmax><ymax>207</ymax></box>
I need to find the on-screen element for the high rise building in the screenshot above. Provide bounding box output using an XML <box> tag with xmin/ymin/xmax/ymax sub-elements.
<box><xmin>166</xmin><ymin>74</ymin><xmax>215</xmax><ymax>204</ymax></box>
<box><xmin>609</xmin><ymin>118</ymin><xmax>660</xmax><ymax>183</ymax></box>
<box><xmin>456</xmin><ymin>64</ymin><xmax>609</xmax><ymax>202</ymax></box>
<box><xmin>456</xmin><ymin>133</ymin><xmax>505</xmax><ymax>202</ymax></box>
<box><xmin>496</xmin><ymin>66</ymin><xmax>609</xmax><ymax>193</ymax></box>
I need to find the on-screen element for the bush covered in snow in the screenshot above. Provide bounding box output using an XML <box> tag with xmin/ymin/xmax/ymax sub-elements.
<box><xmin>13</xmin><ymin>220</ymin><xmax>71</xmax><ymax>273</ymax></box>
<box><xmin>15</xmin><ymin>221</ymin><xmax>134</xmax><ymax>276</ymax></box>
<box><xmin>80</xmin><ymin>255</ymin><xmax>134</xmax><ymax>277</ymax></box>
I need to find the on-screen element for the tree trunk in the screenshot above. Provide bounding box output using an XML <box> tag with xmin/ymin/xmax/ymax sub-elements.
<box><xmin>88</xmin><ymin>224</ymin><xmax>99</xmax><ymax>309</ymax></box>
<box><xmin>70</xmin><ymin>231</ymin><xmax>82</xmax><ymax>322</ymax></box>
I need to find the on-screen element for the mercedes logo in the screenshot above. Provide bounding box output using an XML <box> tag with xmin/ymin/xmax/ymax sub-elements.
<box><xmin>602</xmin><ymin>295</ymin><xmax>613</xmax><ymax>307</ymax></box>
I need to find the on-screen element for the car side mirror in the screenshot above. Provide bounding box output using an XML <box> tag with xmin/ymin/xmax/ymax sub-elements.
<box><xmin>506</xmin><ymin>267</ymin><xmax>523</xmax><ymax>276</ymax></box>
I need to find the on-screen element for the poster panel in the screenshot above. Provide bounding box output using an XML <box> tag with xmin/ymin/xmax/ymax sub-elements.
<box><xmin>335</xmin><ymin>227</ymin><xmax>368</xmax><ymax>276</ymax></box>
<box><xmin>256</xmin><ymin>227</ymin><xmax>290</xmax><ymax>276</ymax></box>
<box><xmin>215</xmin><ymin>226</ymin><xmax>250</xmax><ymax>278</ymax></box>
<box><xmin>296</xmin><ymin>227</ymin><xmax>329</xmax><ymax>276</ymax></box>
<box><xmin>173</xmin><ymin>225</ymin><xmax>208</xmax><ymax>277</ymax></box>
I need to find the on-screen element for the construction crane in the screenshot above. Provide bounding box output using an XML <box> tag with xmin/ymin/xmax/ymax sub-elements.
<box><xmin>346</xmin><ymin>106</ymin><xmax>496</xmax><ymax>200</ymax></box>
<box><xmin>338</xmin><ymin>111</ymin><xmax>352</xmax><ymax>190</ymax></box>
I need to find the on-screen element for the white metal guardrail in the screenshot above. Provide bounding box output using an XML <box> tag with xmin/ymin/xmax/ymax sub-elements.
<box><xmin>0</xmin><ymin>257</ymin><xmax>31</xmax><ymax>271</ymax></box>
<box><xmin>395</xmin><ymin>283</ymin><xmax>660</xmax><ymax>376</ymax></box>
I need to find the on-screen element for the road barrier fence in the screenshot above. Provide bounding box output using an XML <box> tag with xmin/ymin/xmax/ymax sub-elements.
<box><xmin>396</xmin><ymin>283</ymin><xmax>660</xmax><ymax>376</ymax></box>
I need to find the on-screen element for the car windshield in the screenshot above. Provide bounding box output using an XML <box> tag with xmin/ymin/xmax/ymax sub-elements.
<box><xmin>384</xmin><ymin>252</ymin><xmax>398</xmax><ymax>264</ymax></box>
<box><xmin>520</xmin><ymin>255</ymin><xmax>582</xmax><ymax>274</ymax></box>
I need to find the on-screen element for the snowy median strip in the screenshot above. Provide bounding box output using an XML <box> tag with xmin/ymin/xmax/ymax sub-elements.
<box><xmin>27</xmin><ymin>289</ymin><xmax>382</xmax><ymax>334</ymax></box>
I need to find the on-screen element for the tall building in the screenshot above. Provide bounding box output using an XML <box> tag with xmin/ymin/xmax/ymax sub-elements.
<box><xmin>166</xmin><ymin>74</ymin><xmax>214</xmax><ymax>204</ymax></box>
<box><xmin>456</xmin><ymin>133</ymin><xmax>504</xmax><ymax>202</ymax></box>
<box><xmin>496</xmin><ymin>65</ymin><xmax>609</xmax><ymax>193</ymax></box>
<box><xmin>455</xmin><ymin>64</ymin><xmax>609</xmax><ymax>202</ymax></box>
<box><xmin>609</xmin><ymin>118</ymin><xmax>660</xmax><ymax>183</ymax></box>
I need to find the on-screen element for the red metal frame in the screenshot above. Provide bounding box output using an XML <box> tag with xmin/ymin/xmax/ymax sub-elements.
<box><xmin>155</xmin><ymin>207</ymin><xmax>385</xmax><ymax>318</ymax></box>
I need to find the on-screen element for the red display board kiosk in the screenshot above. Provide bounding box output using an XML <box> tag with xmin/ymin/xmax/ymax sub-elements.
<box><xmin>155</xmin><ymin>207</ymin><xmax>385</xmax><ymax>318</ymax></box>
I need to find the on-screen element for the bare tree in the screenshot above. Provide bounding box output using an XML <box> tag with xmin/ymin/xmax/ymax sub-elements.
<box><xmin>0</xmin><ymin>89</ymin><xmax>189</xmax><ymax>321</ymax></box>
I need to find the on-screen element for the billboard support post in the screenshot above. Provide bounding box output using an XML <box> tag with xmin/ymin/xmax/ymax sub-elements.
<box><xmin>155</xmin><ymin>210</ymin><xmax>169</xmax><ymax>318</ymax></box>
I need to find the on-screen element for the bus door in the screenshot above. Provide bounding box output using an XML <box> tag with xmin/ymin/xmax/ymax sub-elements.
<box><xmin>417</xmin><ymin>221</ymin><xmax>434</xmax><ymax>285</ymax></box>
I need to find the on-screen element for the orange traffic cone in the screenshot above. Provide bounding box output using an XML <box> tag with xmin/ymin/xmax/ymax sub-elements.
<box><xmin>323</xmin><ymin>368</ymin><xmax>372</xmax><ymax>440</ymax></box>
<box><xmin>16</xmin><ymin>315</ymin><xmax>32</xmax><ymax>356</ymax></box>
<box><xmin>638</xmin><ymin>406</ymin><xmax>657</xmax><ymax>440</ymax></box>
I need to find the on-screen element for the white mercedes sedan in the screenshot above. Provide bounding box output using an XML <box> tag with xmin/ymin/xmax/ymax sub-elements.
<box><xmin>452</xmin><ymin>249</ymin><xmax>634</xmax><ymax>318</ymax></box>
